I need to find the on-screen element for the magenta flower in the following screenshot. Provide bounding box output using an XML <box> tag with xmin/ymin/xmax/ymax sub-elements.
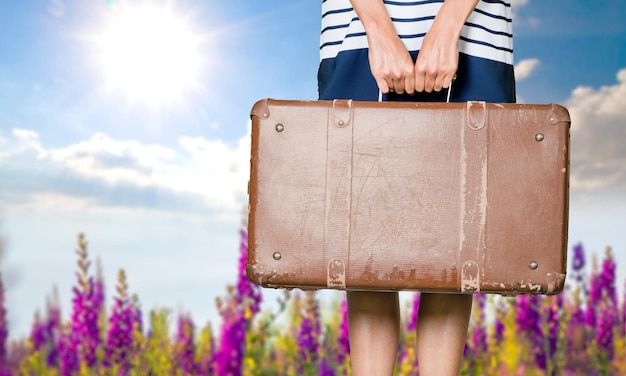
<box><xmin>175</xmin><ymin>314</ymin><xmax>197</xmax><ymax>374</ymax></box>
<box><xmin>104</xmin><ymin>269</ymin><xmax>134</xmax><ymax>371</ymax></box>
<box><xmin>406</xmin><ymin>292</ymin><xmax>420</xmax><ymax>332</ymax></box>
<box><xmin>214</xmin><ymin>302</ymin><xmax>246</xmax><ymax>375</ymax></box>
<box><xmin>57</xmin><ymin>327</ymin><xmax>79</xmax><ymax>376</ymax></box>
<box><xmin>63</xmin><ymin>233</ymin><xmax>102</xmax><ymax>371</ymax></box>
<box><xmin>598</xmin><ymin>248</ymin><xmax>616</xmax><ymax>307</ymax></box>
<box><xmin>213</xmin><ymin>227</ymin><xmax>260</xmax><ymax>375</ymax></box>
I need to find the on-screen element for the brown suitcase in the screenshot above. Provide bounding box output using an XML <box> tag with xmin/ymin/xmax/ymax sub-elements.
<box><xmin>247</xmin><ymin>99</ymin><xmax>570</xmax><ymax>295</ymax></box>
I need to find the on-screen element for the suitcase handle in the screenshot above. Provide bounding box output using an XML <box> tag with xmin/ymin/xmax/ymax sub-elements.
<box><xmin>377</xmin><ymin>74</ymin><xmax>456</xmax><ymax>103</ymax></box>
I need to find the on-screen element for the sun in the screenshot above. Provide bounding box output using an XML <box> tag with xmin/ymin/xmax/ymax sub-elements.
<box><xmin>96</xmin><ymin>3</ymin><xmax>203</xmax><ymax>106</ymax></box>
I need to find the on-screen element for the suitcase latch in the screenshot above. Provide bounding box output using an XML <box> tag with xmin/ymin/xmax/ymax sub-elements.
<box><xmin>332</xmin><ymin>99</ymin><xmax>352</xmax><ymax>128</ymax></box>
<box><xmin>327</xmin><ymin>259</ymin><xmax>346</xmax><ymax>288</ymax></box>
<box><xmin>466</xmin><ymin>101</ymin><xmax>486</xmax><ymax>130</ymax></box>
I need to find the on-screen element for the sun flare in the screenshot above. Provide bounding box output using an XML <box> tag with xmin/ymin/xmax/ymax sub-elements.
<box><xmin>97</xmin><ymin>4</ymin><xmax>203</xmax><ymax>106</ymax></box>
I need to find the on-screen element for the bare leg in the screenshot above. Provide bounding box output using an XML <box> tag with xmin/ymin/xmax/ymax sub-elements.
<box><xmin>416</xmin><ymin>293</ymin><xmax>472</xmax><ymax>376</ymax></box>
<box><xmin>348</xmin><ymin>291</ymin><xmax>400</xmax><ymax>376</ymax></box>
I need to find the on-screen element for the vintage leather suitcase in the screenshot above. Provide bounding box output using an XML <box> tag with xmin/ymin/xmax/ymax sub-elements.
<box><xmin>247</xmin><ymin>99</ymin><xmax>570</xmax><ymax>295</ymax></box>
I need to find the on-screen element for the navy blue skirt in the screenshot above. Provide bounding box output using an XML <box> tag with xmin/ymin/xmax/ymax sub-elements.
<box><xmin>318</xmin><ymin>49</ymin><xmax>516</xmax><ymax>103</ymax></box>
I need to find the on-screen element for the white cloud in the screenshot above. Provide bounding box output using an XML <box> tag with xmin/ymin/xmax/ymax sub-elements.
<box><xmin>567</xmin><ymin>68</ymin><xmax>626</xmax><ymax>197</ymax></box>
<box><xmin>514</xmin><ymin>58</ymin><xmax>540</xmax><ymax>81</ymax></box>
<box><xmin>0</xmin><ymin>129</ymin><xmax>251</xmax><ymax>215</ymax></box>
<box><xmin>510</xmin><ymin>0</ymin><xmax>529</xmax><ymax>9</ymax></box>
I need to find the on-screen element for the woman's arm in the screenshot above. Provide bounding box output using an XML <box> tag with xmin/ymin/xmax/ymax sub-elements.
<box><xmin>415</xmin><ymin>0</ymin><xmax>480</xmax><ymax>92</ymax></box>
<box><xmin>351</xmin><ymin>0</ymin><xmax>480</xmax><ymax>94</ymax></box>
<box><xmin>349</xmin><ymin>0</ymin><xmax>415</xmax><ymax>94</ymax></box>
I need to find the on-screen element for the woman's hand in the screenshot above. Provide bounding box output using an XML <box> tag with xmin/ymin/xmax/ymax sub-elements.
<box><xmin>367</xmin><ymin>27</ymin><xmax>415</xmax><ymax>95</ymax></box>
<box><xmin>414</xmin><ymin>0</ymin><xmax>479</xmax><ymax>93</ymax></box>
<box><xmin>351</xmin><ymin>0</ymin><xmax>478</xmax><ymax>94</ymax></box>
<box><xmin>414</xmin><ymin>25</ymin><xmax>459</xmax><ymax>93</ymax></box>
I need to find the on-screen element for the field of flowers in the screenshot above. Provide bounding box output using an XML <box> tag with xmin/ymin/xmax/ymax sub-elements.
<box><xmin>0</xmin><ymin>230</ymin><xmax>624</xmax><ymax>375</ymax></box>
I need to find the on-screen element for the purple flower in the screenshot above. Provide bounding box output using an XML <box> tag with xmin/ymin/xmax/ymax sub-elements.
<box><xmin>214</xmin><ymin>230</ymin><xmax>262</xmax><ymax>375</ymax></box>
<box><xmin>0</xmin><ymin>272</ymin><xmax>8</xmax><ymax>373</ymax></box>
<box><xmin>494</xmin><ymin>318</ymin><xmax>504</xmax><ymax>344</ymax></box>
<box><xmin>596</xmin><ymin>301</ymin><xmax>614</xmax><ymax>361</ymax></box>
<box><xmin>45</xmin><ymin>305</ymin><xmax>61</xmax><ymax>366</ymax></box>
<box><xmin>471</xmin><ymin>294</ymin><xmax>488</xmax><ymax>355</ymax></box>
<box><xmin>214</xmin><ymin>302</ymin><xmax>246</xmax><ymax>375</ymax></box>
<box><xmin>336</xmin><ymin>297</ymin><xmax>350</xmax><ymax>364</ymax></box>
<box><xmin>318</xmin><ymin>357</ymin><xmax>336</xmax><ymax>376</ymax></box>
<box><xmin>236</xmin><ymin>229</ymin><xmax>262</xmax><ymax>313</ymax></box>
<box><xmin>29</xmin><ymin>305</ymin><xmax>60</xmax><ymax>367</ymax></box>
<box><xmin>104</xmin><ymin>269</ymin><xmax>134</xmax><ymax>370</ymax></box>
<box><xmin>57</xmin><ymin>326</ymin><xmax>79</xmax><ymax>376</ymax></box>
<box><xmin>598</xmin><ymin>247</ymin><xmax>616</xmax><ymax>306</ymax></box>
<box><xmin>571</xmin><ymin>243</ymin><xmax>585</xmax><ymax>272</ymax></box>
<box><xmin>586</xmin><ymin>268</ymin><xmax>601</xmax><ymax>329</ymax></box>
<box><xmin>567</xmin><ymin>296</ymin><xmax>585</xmax><ymax>348</ymax></box>
<box><xmin>298</xmin><ymin>316</ymin><xmax>317</xmax><ymax>361</ymax></box>
<box><xmin>515</xmin><ymin>294</ymin><xmax>545</xmax><ymax>369</ymax></box>
<box><xmin>564</xmin><ymin>290</ymin><xmax>589</xmax><ymax>373</ymax></box>
<box><xmin>66</xmin><ymin>233</ymin><xmax>102</xmax><ymax>370</ymax></box>
<box><xmin>213</xmin><ymin>227</ymin><xmax>263</xmax><ymax>375</ymax></box>
<box><xmin>30</xmin><ymin>312</ymin><xmax>47</xmax><ymax>350</ymax></box>
<box><xmin>493</xmin><ymin>299</ymin><xmax>507</xmax><ymax>344</ymax></box>
<box><xmin>297</xmin><ymin>292</ymin><xmax>321</xmax><ymax>366</ymax></box>
<box><xmin>620</xmin><ymin>280</ymin><xmax>626</xmax><ymax>337</ymax></box>
<box><xmin>541</xmin><ymin>294</ymin><xmax>562</xmax><ymax>371</ymax></box>
<box><xmin>175</xmin><ymin>314</ymin><xmax>197</xmax><ymax>374</ymax></box>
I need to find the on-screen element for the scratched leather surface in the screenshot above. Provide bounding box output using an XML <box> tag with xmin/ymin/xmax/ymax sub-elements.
<box><xmin>247</xmin><ymin>99</ymin><xmax>570</xmax><ymax>295</ymax></box>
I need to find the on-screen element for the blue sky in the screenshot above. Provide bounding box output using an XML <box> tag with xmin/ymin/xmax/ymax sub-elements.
<box><xmin>1</xmin><ymin>0</ymin><xmax>625</xmax><ymax>339</ymax></box>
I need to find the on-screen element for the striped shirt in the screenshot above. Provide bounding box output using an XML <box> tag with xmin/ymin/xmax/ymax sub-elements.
<box><xmin>318</xmin><ymin>0</ymin><xmax>516</xmax><ymax>102</ymax></box>
<box><xmin>320</xmin><ymin>0</ymin><xmax>514</xmax><ymax>64</ymax></box>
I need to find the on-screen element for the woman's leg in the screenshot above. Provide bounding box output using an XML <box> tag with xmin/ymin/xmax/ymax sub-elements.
<box><xmin>347</xmin><ymin>291</ymin><xmax>400</xmax><ymax>376</ymax></box>
<box><xmin>416</xmin><ymin>293</ymin><xmax>473</xmax><ymax>376</ymax></box>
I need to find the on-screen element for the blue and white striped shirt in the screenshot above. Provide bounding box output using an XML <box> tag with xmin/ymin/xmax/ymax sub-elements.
<box><xmin>321</xmin><ymin>0</ymin><xmax>513</xmax><ymax>64</ymax></box>
<box><xmin>318</xmin><ymin>0</ymin><xmax>516</xmax><ymax>102</ymax></box>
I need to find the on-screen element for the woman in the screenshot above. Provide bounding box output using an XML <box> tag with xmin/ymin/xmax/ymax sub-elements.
<box><xmin>318</xmin><ymin>1</ymin><xmax>515</xmax><ymax>374</ymax></box>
